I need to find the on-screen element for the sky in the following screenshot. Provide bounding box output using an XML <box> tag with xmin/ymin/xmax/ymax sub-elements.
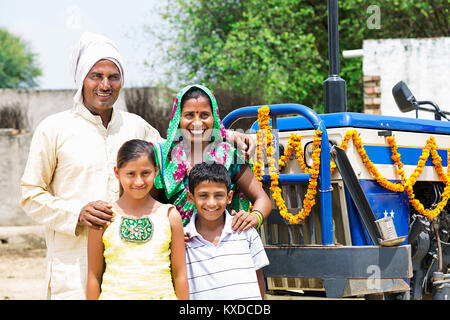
<box><xmin>0</xmin><ymin>0</ymin><xmax>168</xmax><ymax>89</ymax></box>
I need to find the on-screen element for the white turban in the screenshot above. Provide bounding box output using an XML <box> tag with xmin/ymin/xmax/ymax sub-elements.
<box><xmin>70</xmin><ymin>32</ymin><xmax>124</xmax><ymax>104</ymax></box>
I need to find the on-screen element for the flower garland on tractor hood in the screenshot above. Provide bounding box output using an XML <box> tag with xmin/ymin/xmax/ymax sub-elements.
<box><xmin>254</xmin><ymin>107</ymin><xmax>450</xmax><ymax>223</ymax></box>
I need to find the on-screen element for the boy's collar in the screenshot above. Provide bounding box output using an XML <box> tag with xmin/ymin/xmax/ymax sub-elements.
<box><xmin>185</xmin><ymin>209</ymin><xmax>234</xmax><ymax>239</ymax></box>
<box><xmin>184</xmin><ymin>213</ymin><xmax>200</xmax><ymax>238</ymax></box>
<box><xmin>222</xmin><ymin>210</ymin><xmax>234</xmax><ymax>235</ymax></box>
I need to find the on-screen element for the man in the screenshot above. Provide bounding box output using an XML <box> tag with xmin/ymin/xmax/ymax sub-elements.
<box><xmin>20</xmin><ymin>32</ymin><xmax>163</xmax><ymax>299</ymax></box>
<box><xmin>20</xmin><ymin>32</ymin><xmax>254</xmax><ymax>299</ymax></box>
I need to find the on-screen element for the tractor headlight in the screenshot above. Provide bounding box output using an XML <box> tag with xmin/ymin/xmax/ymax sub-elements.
<box><xmin>304</xmin><ymin>141</ymin><xmax>315</xmax><ymax>168</ymax></box>
<box><xmin>303</xmin><ymin>140</ymin><xmax>336</xmax><ymax>168</ymax></box>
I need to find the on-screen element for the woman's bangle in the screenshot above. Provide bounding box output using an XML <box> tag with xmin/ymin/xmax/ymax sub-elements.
<box><xmin>250</xmin><ymin>210</ymin><xmax>264</xmax><ymax>229</ymax></box>
<box><xmin>250</xmin><ymin>213</ymin><xmax>262</xmax><ymax>229</ymax></box>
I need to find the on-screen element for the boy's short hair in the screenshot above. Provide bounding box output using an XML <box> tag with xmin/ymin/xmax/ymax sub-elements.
<box><xmin>188</xmin><ymin>162</ymin><xmax>231</xmax><ymax>193</ymax></box>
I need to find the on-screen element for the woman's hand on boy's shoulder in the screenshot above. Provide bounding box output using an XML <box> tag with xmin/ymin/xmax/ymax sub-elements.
<box><xmin>230</xmin><ymin>209</ymin><xmax>258</xmax><ymax>233</ymax></box>
<box><xmin>184</xmin><ymin>232</ymin><xmax>192</xmax><ymax>247</ymax></box>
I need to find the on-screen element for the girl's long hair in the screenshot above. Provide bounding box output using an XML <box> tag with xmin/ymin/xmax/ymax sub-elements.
<box><xmin>116</xmin><ymin>139</ymin><xmax>157</xmax><ymax>197</ymax></box>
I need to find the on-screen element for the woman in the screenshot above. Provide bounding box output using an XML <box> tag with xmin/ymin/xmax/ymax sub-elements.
<box><xmin>153</xmin><ymin>84</ymin><xmax>271</xmax><ymax>231</ymax></box>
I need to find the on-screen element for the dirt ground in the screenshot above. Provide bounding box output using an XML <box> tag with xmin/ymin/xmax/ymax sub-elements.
<box><xmin>0</xmin><ymin>248</ymin><xmax>366</xmax><ymax>300</ymax></box>
<box><xmin>0</xmin><ymin>248</ymin><xmax>361</xmax><ymax>301</ymax></box>
<box><xmin>0</xmin><ymin>248</ymin><xmax>47</xmax><ymax>300</ymax></box>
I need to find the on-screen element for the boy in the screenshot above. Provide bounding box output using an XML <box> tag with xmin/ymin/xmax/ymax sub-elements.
<box><xmin>185</xmin><ymin>162</ymin><xmax>269</xmax><ymax>300</ymax></box>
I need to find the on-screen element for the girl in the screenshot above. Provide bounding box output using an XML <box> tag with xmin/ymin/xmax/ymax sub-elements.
<box><xmin>86</xmin><ymin>139</ymin><xmax>189</xmax><ymax>300</ymax></box>
<box><xmin>153</xmin><ymin>84</ymin><xmax>271</xmax><ymax>230</ymax></box>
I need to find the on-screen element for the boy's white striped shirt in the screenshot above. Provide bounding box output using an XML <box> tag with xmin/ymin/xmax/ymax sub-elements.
<box><xmin>184</xmin><ymin>210</ymin><xmax>269</xmax><ymax>300</ymax></box>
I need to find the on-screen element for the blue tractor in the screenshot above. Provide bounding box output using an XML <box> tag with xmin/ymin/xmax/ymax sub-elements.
<box><xmin>222</xmin><ymin>1</ymin><xmax>449</xmax><ymax>300</ymax></box>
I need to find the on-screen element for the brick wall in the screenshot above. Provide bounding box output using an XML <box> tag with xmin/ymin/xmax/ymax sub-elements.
<box><xmin>363</xmin><ymin>75</ymin><xmax>381</xmax><ymax>114</ymax></box>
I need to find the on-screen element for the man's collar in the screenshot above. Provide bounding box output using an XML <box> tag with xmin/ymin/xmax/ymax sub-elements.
<box><xmin>75</xmin><ymin>102</ymin><xmax>116</xmax><ymax>126</ymax></box>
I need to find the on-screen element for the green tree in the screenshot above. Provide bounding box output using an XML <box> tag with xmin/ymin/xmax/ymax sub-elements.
<box><xmin>0</xmin><ymin>28</ymin><xmax>42</xmax><ymax>88</ymax></box>
<box><xmin>153</xmin><ymin>0</ymin><xmax>448</xmax><ymax>113</ymax></box>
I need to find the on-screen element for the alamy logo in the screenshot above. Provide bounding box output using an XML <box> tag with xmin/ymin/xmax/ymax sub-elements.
<box><xmin>367</xmin><ymin>265</ymin><xmax>381</xmax><ymax>290</ymax></box>
<box><xmin>367</xmin><ymin>5</ymin><xmax>381</xmax><ymax>30</ymax></box>
<box><xmin>66</xmin><ymin>5</ymin><xmax>81</xmax><ymax>30</ymax></box>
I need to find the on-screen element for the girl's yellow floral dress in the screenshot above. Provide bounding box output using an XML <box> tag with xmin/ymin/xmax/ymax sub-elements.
<box><xmin>99</xmin><ymin>203</ymin><xmax>177</xmax><ymax>300</ymax></box>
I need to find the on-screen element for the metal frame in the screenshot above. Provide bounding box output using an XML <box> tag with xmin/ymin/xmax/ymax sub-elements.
<box><xmin>263</xmin><ymin>245</ymin><xmax>412</xmax><ymax>298</ymax></box>
<box><xmin>223</xmin><ymin>104</ymin><xmax>334</xmax><ymax>245</ymax></box>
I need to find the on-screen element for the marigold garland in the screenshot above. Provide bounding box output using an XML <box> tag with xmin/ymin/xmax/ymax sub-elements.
<box><xmin>255</xmin><ymin>106</ymin><xmax>322</xmax><ymax>224</ymax></box>
<box><xmin>254</xmin><ymin>106</ymin><xmax>450</xmax><ymax>222</ymax></box>
<box><xmin>339</xmin><ymin>131</ymin><xmax>449</xmax><ymax>219</ymax></box>
<box><xmin>341</xmin><ymin>130</ymin><xmax>405</xmax><ymax>192</ymax></box>
<box><xmin>386</xmin><ymin>135</ymin><xmax>450</xmax><ymax>219</ymax></box>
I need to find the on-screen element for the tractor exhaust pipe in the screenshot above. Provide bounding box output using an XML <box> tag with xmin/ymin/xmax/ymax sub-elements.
<box><xmin>324</xmin><ymin>0</ymin><xmax>347</xmax><ymax>113</ymax></box>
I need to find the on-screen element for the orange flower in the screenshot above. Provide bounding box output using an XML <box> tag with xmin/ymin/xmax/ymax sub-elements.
<box><xmin>254</xmin><ymin>106</ymin><xmax>321</xmax><ymax>224</ymax></box>
<box><xmin>254</xmin><ymin>112</ymin><xmax>450</xmax><ymax>221</ymax></box>
<box><xmin>385</xmin><ymin>134</ymin><xmax>449</xmax><ymax>219</ymax></box>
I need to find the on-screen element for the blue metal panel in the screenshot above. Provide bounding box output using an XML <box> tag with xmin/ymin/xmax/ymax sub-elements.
<box><xmin>261</xmin><ymin>173</ymin><xmax>311</xmax><ymax>184</ymax></box>
<box><xmin>249</xmin><ymin>112</ymin><xmax>450</xmax><ymax>135</ymax></box>
<box><xmin>345</xmin><ymin>186</ymin><xmax>369</xmax><ymax>245</ymax></box>
<box><xmin>364</xmin><ymin>145</ymin><xmax>448</xmax><ymax>167</ymax></box>
<box><xmin>347</xmin><ymin>180</ymin><xmax>410</xmax><ymax>246</ymax></box>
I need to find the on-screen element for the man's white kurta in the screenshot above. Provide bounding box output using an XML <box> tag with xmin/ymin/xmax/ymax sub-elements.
<box><xmin>20</xmin><ymin>102</ymin><xmax>163</xmax><ymax>299</ymax></box>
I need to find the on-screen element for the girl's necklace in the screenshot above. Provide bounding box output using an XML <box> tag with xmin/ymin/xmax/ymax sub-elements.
<box><xmin>119</xmin><ymin>215</ymin><xmax>153</xmax><ymax>243</ymax></box>
<box><xmin>113</xmin><ymin>203</ymin><xmax>156</xmax><ymax>243</ymax></box>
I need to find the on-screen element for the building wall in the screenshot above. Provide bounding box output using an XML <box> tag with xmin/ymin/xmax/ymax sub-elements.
<box><xmin>0</xmin><ymin>88</ymin><xmax>127</xmax><ymax>132</ymax></box>
<box><xmin>0</xmin><ymin>129</ymin><xmax>32</xmax><ymax>225</ymax></box>
<box><xmin>363</xmin><ymin>37</ymin><xmax>449</xmax><ymax>119</ymax></box>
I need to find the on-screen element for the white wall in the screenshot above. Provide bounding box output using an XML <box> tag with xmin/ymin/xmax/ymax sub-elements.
<box><xmin>0</xmin><ymin>130</ymin><xmax>32</xmax><ymax>225</ymax></box>
<box><xmin>363</xmin><ymin>37</ymin><xmax>449</xmax><ymax>119</ymax></box>
<box><xmin>0</xmin><ymin>88</ymin><xmax>127</xmax><ymax>132</ymax></box>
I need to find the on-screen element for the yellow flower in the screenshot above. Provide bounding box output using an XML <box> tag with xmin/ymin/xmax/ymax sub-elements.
<box><xmin>255</xmin><ymin>108</ymin><xmax>450</xmax><ymax>222</ymax></box>
<box><xmin>385</xmin><ymin>134</ymin><xmax>449</xmax><ymax>219</ymax></box>
<box><xmin>254</xmin><ymin>106</ymin><xmax>322</xmax><ymax>224</ymax></box>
